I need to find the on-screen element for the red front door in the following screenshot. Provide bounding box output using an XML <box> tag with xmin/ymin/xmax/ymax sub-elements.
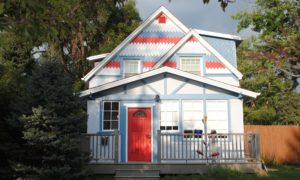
<box><xmin>128</xmin><ymin>108</ymin><xmax>151</xmax><ymax>162</ymax></box>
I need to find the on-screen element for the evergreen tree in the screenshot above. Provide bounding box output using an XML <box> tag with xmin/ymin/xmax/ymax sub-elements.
<box><xmin>21</xmin><ymin>60</ymin><xmax>88</xmax><ymax>179</ymax></box>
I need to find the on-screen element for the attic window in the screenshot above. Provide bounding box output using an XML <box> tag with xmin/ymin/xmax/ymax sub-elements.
<box><xmin>157</xmin><ymin>14</ymin><xmax>166</xmax><ymax>24</ymax></box>
<box><xmin>180</xmin><ymin>57</ymin><xmax>201</xmax><ymax>75</ymax></box>
<box><xmin>124</xmin><ymin>60</ymin><xmax>141</xmax><ymax>78</ymax></box>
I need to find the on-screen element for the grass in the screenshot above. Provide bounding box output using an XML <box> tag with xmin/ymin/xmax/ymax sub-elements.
<box><xmin>161</xmin><ymin>165</ymin><xmax>300</xmax><ymax>180</ymax></box>
<box><xmin>90</xmin><ymin>165</ymin><xmax>300</xmax><ymax>180</ymax></box>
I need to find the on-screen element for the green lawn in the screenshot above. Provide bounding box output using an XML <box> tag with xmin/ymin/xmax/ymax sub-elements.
<box><xmin>91</xmin><ymin>165</ymin><xmax>300</xmax><ymax>180</ymax></box>
<box><xmin>161</xmin><ymin>165</ymin><xmax>300</xmax><ymax>180</ymax></box>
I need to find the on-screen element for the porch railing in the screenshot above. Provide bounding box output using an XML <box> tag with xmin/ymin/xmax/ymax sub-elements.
<box><xmin>84</xmin><ymin>130</ymin><xmax>119</xmax><ymax>163</ymax></box>
<box><xmin>82</xmin><ymin>130</ymin><xmax>260</xmax><ymax>164</ymax></box>
<box><xmin>157</xmin><ymin>130</ymin><xmax>260</xmax><ymax>163</ymax></box>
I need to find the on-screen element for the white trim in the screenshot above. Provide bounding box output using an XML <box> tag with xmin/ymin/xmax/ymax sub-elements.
<box><xmin>82</xmin><ymin>6</ymin><xmax>189</xmax><ymax>82</ymax></box>
<box><xmin>124</xmin><ymin>103</ymin><xmax>156</xmax><ymax>107</ymax></box>
<box><xmin>125</xmin><ymin>106</ymin><xmax>154</xmax><ymax>163</ymax></box>
<box><xmin>196</xmin><ymin>29</ymin><xmax>242</xmax><ymax>41</ymax></box>
<box><xmin>153</xmin><ymin>30</ymin><xmax>243</xmax><ymax>79</ymax></box>
<box><xmin>80</xmin><ymin>67</ymin><xmax>260</xmax><ymax>98</ymax></box>
<box><xmin>87</xmin><ymin>53</ymin><xmax>109</xmax><ymax>61</ymax></box>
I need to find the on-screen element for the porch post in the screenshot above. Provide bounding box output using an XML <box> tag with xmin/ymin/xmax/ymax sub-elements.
<box><xmin>114</xmin><ymin>130</ymin><xmax>119</xmax><ymax>163</ymax></box>
<box><xmin>157</xmin><ymin>130</ymin><xmax>161</xmax><ymax>163</ymax></box>
<box><xmin>254</xmin><ymin>130</ymin><xmax>260</xmax><ymax>162</ymax></box>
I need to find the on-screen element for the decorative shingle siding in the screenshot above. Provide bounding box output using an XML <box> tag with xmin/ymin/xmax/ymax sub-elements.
<box><xmin>202</xmin><ymin>36</ymin><xmax>237</xmax><ymax>67</ymax></box>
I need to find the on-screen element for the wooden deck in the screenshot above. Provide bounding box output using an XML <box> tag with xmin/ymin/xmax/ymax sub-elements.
<box><xmin>88</xmin><ymin>162</ymin><xmax>263</xmax><ymax>174</ymax></box>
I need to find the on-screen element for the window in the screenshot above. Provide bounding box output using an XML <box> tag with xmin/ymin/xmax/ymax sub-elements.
<box><xmin>180</xmin><ymin>57</ymin><xmax>201</xmax><ymax>75</ymax></box>
<box><xmin>182</xmin><ymin>101</ymin><xmax>204</xmax><ymax>135</ymax></box>
<box><xmin>103</xmin><ymin>101</ymin><xmax>119</xmax><ymax>130</ymax></box>
<box><xmin>160</xmin><ymin>101</ymin><xmax>179</xmax><ymax>131</ymax></box>
<box><xmin>206</xmin><ymin>100</ymin><xmax>228</xmax><ymax>133</ymax></box>
<box><xmin>124</xmin><ymin>60</ymin><xmax>141</xmax><ymax>77</ymax></box>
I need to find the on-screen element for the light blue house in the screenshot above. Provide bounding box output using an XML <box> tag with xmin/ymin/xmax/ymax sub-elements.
<box><xmin>80</xmin><ymin>6</ymin><xmax>260</xmax><ymax>166</ymax></box>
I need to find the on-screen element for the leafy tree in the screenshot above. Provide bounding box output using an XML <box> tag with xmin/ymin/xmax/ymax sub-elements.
<box><xmin>238</xmin><ymin>39</ymin><xmax>300</xmax><ymax>125</ymax></box>
<box><xmin>0</xmin><ymin>0</ymin><xmax>141</xmax><ymax>78</ymax></box>
<box><xmin>234</xmin><ymin>0</ymin><xmax>300</xmax><ymax>78</ymax></box>
<box><xmin>21</xmin><ymin>60</ymin><xmax>88</xmax><ymax>179</ymax></box>
<box><xmin>234</xmin><ymin>0</ymin><xmax>300</xmax><ymax>125</ymax></box>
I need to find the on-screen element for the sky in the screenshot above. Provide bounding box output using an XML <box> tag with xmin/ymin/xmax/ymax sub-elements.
<box><xmin>136</xmin><ymin>0</ymin><xmax>256</xmax><ymax>38</ymax></box>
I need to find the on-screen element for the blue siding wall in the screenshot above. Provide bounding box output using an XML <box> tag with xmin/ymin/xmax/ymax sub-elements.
<box><xmin>91</xmin><ymin>74</ymin><xmax>239</xmax><ymax>162</ymax></box>
<box><xmin>202</xmin><ymin>36</ymin><xmax>237</xmax><ymax>67</ymax></box>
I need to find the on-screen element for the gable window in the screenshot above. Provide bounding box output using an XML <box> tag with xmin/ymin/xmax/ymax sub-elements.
<box><xmin>182</xmin><ymin>100</ymin><xmax>204</xmax><ymax>137</ymax></box>
<box><xmin>180</xmin><ymin>57</ymin><xmax>201</xmax><ymax>75</ymax></box>
<box><xmin>160</xmin><ymin>101</ymin><xmax>179</xmax><ymax>131</ymax></box>
<box><xmin>124</xmin><ymin>60</ymin><xmax>141</xmax><ymax>78</ymax></box>
<box><xmin>103</xmin><ymin>101</ymin><xmax>119</xmax><ymax>130</ymax></box>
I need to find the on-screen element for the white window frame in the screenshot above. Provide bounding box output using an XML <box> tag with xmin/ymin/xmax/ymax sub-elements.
<box><xmin>124</xmin><ymin>60</ymin><xmax>141</xmax><ymax>78</ymax></box>
<box><xmin>206</xmin><ymin>100</ymin><xmax>228</xmax><ymax>134</ymax></box>
<box><xmin>102</xmin><ymin>101</ymin><xmax>120</xmax><ymax>131</ymax></box>
<box><xmin>180</xmin><ymin>57</ymin><xmax>202</xmax><ymax>75</ymax></box>
<box><xmin>182</xmin><ymin>100</ymin><xmax>204</xmax><ymax>138</ymax></box>
<box><xmin>160</xmin><ymin>101</ymin><xmax>179</xmax><ymax>132</ymax></box>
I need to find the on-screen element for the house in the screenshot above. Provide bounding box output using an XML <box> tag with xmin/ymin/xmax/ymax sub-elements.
<box><xmin>80</xmin><ymin>6</ymin><xmax>260</xmax><ymax>173</ymax></box>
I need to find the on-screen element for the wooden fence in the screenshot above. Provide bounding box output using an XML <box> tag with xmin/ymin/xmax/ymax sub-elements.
<box><xmin>244</xmin><ymin>125</ymin><xmax>300</xmax><ymax>165</ymax></box>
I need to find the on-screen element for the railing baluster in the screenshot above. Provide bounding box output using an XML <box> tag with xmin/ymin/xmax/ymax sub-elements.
<box><xmin>95</xmin><ymin>135</ymin><xmax>98</xmax><ymax>162</ymax></box>
<box><xmin>224</xmin><ymin>136</ymin><xmax>227</xmax><ymax>160</ymax></box>
<box><xmin>240</xmin><ymin>134</ymin><xmax>243</xmax><ymax>160</ymax></box>
<box><xmin>177</xmin><ymin>134</ymin><xmax>179</xmax><ymax>160</ymax></box>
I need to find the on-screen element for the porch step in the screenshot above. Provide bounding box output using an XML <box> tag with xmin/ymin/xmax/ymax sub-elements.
<box><xmin>115</xmin><ymin>169</ymin><xmax>160</xmax><ymax>180</ymax></box>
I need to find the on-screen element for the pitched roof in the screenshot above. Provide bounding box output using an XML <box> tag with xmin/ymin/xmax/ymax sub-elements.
<box><xmin>153</xmin><ymin>30</ymin><xmax>243</xmax><ymax>79</ymax></box>
<box><xmin>80</xmin><ymin>67</ymin><xmax>259</xmax><ymax>98</ymax></box>
<box><xmin>82</xmin><ymin>6</ymin><xmax>189</xmax><ymax>82</ymax></box>
<box><xmin>196</xmin><ymin>29</ymin><xmax>242</xmax><ymax>42</ymax></box>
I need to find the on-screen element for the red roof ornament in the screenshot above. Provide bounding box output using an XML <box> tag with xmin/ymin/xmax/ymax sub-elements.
<box><xmin>157</xmin><ymin>13</ymin><xmax>166</xmax><ymax>24</ymax></box>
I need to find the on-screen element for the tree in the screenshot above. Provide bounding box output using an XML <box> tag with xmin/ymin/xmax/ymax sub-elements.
<box><xmin>0</xmin><ymin>1</ymin><xmax>141</xmax><ymax>178</ymax></box>
<box><xmin>0</xmin><ymin>0</ymin><xmax>141</xmax><ymax>78</ymax></box>
<box><xmin>0</xmin><ymin>32</ymin><xmax>31</xmax><ymax>180</ymax></box>
<box><xmin>234</xmin><ymin>0</ymin><xmax>300</xmax><ymax>77</ymax></box>
<box><xmin>21</xmin><ymin>60</ymin><xmax>88</xmax><ymax>179</ymax></box>
<box><xmin>233</xmin><ymin>0</ymin><xmax>300</xmax><ymax>125</ymax></box>
<box><xmin>238</xmin><ymin>38</ymin><xmax>300</xmax><ymax>125</ymax></box>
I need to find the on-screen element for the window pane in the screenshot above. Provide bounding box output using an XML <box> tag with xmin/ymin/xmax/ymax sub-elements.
<box><xmin>103</xmin><ymin>121</ymin><xmax>111</xmax><ymax>130</ymax></box>
<box><xmin>160</xmin><ymin>101</ymin><xmax>179</xmax><ymax>131</ymax></box>
<box><xmin>180</xmin><ymin>57</ymin><xmax>200</xmax><ymax>74</ymax></box>
<box><xmin>112</xmin><ymin>121</ymin><xmax>118</xmax><ymax>129</ymax></box>
<box><xmin>104</xmin><ymin>102</ymin><xmax>111</xmax><ymax>110</ymax></box>
<box><xmin>125</xmin><ymin>61</ymin><xmax>139</xmax><ymax>74</ymax></box>
<box><xmin>112</xmin><ymin>102</ymin><xmax>119</xmax><ymax>110</ymax></box>
<box><xmin>111</xmin><ymin>112</ymin><xmax>119</xmax><ymax>120</ymax></box>
<box><xmin>103</xmin><ymin>101</ymin><xmax>119</xmax><ymax>130</ymax></box>
<box><xmin>104</xmin><ymin>111</ymin><xmax>111</xmax><ymax>120</ymax></box>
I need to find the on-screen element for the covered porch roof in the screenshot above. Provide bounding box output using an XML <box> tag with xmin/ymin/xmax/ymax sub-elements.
<box><xmin>79</xmin><ymin>67</ymin><xmax>260</xmax><ymax>98</ymax></box>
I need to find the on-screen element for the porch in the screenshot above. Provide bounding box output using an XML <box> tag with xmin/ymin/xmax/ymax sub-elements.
<box><xmin>81</xmin><ymin>130</ymin><xmax>262</xmax><ymax>175</ymax></box>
